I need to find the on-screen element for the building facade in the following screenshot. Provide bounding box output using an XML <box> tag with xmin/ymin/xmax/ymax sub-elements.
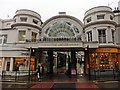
<box><xmin>84</xmin><ymin>6</ymin><xmax>119</xmax><ymax>76</ymax></box>
<box><xmin>0</xmin><ymin>9</ymin><xmax>42</xmax><ymax>75</ymax></box>
<box><xmin>0</xmin><ymin>5</ymin><xmax>120</xmax><ymax>79</ymax></box>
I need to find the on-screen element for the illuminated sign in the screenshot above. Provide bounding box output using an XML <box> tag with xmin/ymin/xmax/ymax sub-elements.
<box><xmin>96</xmin><ymin>48</ymin><xmax>118</xmax><ymax>52</ymax></box>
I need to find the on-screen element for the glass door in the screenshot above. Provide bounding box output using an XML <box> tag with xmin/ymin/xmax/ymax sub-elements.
<box><xmin>76</xmin><ymin>51</ymin><xmax>85</xmax><ymax>75</ymax></box>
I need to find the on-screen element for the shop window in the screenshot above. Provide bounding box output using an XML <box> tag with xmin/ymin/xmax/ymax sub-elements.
<box><xmin>30</xmin><ymin>58</ymin><xmax>35</xmax><ymax>71</ymax></box>
<box><xmin>18</xmin><ymin>31</ymin><xmax>26</xmax><ymax>41</ymax></box>
<box><xmin>14</xmin><ymin>58</ymin><xmax>35</xmax><ymax>71</ymax></box>
<box><xmin>98</xmin><ymin>29</ymin><xmax>106</xmax><ymax>43</ymax></box>
<box><xmin>87</xmin><ymin>31</ymin><xmax>92</xmax><ymax>42</ymax></box>
<box><xmin>90</xmin><ymin>53</ymin><xmax>118</xmax><ymax>70</ymax></box>
<box><xmin>6</xmin><ymin>62</ymin><xmax>10</xmax><ymax>71</ymax></box>
<box><xmin>97</xmin><ymin>14</ymin><xmax>105</xmax><ymax>19</ymax></box>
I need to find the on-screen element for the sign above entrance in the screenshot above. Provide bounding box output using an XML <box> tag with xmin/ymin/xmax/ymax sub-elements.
<box><xmin>95</xmin><ymin>48</ymin><xmax>118</xmax><ymax>53</ymax></box>
<box><xmin>38</xmin><ymin>42</ymin><xmax>83</xmax><ymax>48</ymax></box>
<box><xmin>21</xmin><ymin>52</ymin><xmax>29</xmax><ymax>56</ymax></box>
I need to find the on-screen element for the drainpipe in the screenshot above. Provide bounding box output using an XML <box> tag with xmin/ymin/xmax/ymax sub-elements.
<box><xmin>28</xmin><ymin>47</ymin><xmax>31</xmax><ymax>81</ymax></box>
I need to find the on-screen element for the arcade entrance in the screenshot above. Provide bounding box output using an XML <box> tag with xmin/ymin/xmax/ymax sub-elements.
<box><xmin>35</xmin><ymin>49</ymin><xmax>85</xmax><ymax>76</ymax></box>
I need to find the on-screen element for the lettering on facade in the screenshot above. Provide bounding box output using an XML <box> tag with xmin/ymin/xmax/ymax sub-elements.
<box><xmin>41</xmin><ymin>43</ymin><xmax>81</xmax><ymax>47</ymax></box>
<box><xmin>96</xmin><ymin>48</ymin><xmax>118</xmax><ymax>52</ymax></box>
<box><xmin>21</xmin><ymin>52</ymin><xmax>29</xmax><ymax>56</ymax></box>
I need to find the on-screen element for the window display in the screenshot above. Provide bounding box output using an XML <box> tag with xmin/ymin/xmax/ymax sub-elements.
<box><xmin>14</xmin><ymin>58</ymin><xmax>35</xmax><ymax>71</ymax></box>
<box><xmin>90</xmin><ymin>53</ymin><xmax>118</xmax><ymax>70</ymax></box>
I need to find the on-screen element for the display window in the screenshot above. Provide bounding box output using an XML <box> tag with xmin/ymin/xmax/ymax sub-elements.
<box><xmin>14</xmin><ymin>58</ymin><xmax>35</xmax><ymax>71</ymax></box>
<box><xmin>89</xmin><ymin>53</ymin><xmax>118</xmax><ymax>70</ymax></box>
<box><xmin>5</xmin><ymin>58</ymin><xmax>10</xmax><ymax>71</ymax></box>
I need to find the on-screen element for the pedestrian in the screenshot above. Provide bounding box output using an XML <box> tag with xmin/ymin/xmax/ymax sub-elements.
<box><xmin>15</xmin><ymin>63</ymin><xmax>19</xmax><ymax>71</ymax></box>
<box><xmin>37</xmin><ymin>63</ymin><xmax>42</xmax><ymax>81</ymax></box>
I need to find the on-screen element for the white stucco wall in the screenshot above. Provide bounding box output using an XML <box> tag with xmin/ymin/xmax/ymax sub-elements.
<box><xmin>0</xmin><ymin>19</ymin><xmax>2</xmax><ymax>29</ymax></box>
<box><xmin>84</xmin><ymin>6</ymin><xmax>116</xmax><ymax>46</ymax></box>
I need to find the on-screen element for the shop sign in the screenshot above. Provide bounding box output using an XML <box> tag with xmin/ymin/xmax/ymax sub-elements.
<box><xmin>40</xmin><ymin>43</ymin><xmax>82</xmax><ymax>47</ymax></box>
<box><xmin>96</xmin><ymin>48</ymin><xmax>118</xmax><ymax>52</ymax></box>
<box><xmin>21</xmin><ymin>52</ymin><xmax>29</xmax><ymax>56</ymax></box>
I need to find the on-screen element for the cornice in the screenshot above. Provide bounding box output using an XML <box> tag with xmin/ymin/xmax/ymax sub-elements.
<box><xmin>14</xmin><ymin>14</ymin><xmax>42</xmax><ymax>22</ymax></box>
<box><xmin>11</xmin><ymin>23</ymin><xmax>41</xmax><ymax>30</ymax></box>
<box><xmin>84</xmin><ymin>20</ymin><xmax>117</xmax><ymax>29</ymax></box>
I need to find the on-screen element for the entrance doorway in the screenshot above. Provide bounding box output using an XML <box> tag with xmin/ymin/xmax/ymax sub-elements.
<box><xmin>57</xmin><ymin>52</ymin><xmax>66</xmax><ymax>74</ymax></box>
<box><xmin>76</xmin><ymin>51</ymin><xmax>85</xmax><ymax>75</ymax></box>
<box><xmin>37</xmin><ymin>50</ymin><xmax>85</xmax><ymax>76</ymax></box>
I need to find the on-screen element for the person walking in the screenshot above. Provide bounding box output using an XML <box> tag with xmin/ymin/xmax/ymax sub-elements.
<box><xmin>37</xmin><ymin>63</ymin><xmax>42</xmax><ymax>81</ymax></box>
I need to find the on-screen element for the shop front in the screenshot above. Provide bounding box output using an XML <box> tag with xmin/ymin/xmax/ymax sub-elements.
<box><xmin>1</xmin><ymin>57</ymin><xmax>36</xmax><ymax>75</ymax></box>
<box><xmin>14</xmin><ymin>57</ymin><xmax>35</xmax><ymax>71</ymax></box>
<box><xmin>88</xmin><ymin>48</ymin><xmax>120</xmax><ymax>80</ymax></box>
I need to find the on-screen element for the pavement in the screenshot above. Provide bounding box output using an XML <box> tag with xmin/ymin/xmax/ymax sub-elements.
<box><xmin>0</xmin><ymin>74</ymin><xmax>120</xmax><ymax>90</ymax></box>
<box><xmin>94</xmin><ymin>80</ymin><xmax>120</xmax><ymax>90</ymax></box>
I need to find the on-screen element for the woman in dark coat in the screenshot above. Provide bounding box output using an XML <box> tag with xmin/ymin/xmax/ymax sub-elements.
<box><xmin>37</xmin><ymin>63</ymin><xmax>42</xmax><ymax>81</ymax></box>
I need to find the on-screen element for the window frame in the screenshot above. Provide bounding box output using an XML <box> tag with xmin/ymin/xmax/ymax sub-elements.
<box><xmin>18</xmin><ymin>30</ymin><xmax>26</xmax><ymax>41</ymax></box>
<box><xmin>110</xmin><ymin>15</ymin><xmax>113</xmax><ymax>20</ymax></box>
<box><xmin>98</xmin><ymin>29</ymin><xmax>106</xmax><ymax>43</ymax></box>
<box><xmin>97</xmin><ymin>14</ymin><xmax>105</xmax><ymax>20</ymax></box>
<box><xmin>31</xmin><ymin>32</ymin><xmax>37</xmax><ymax>42</ymax></box>
<box><xmin>87</xmin><ymin>31</ymin><xmax>92</xmax><ymax>42</ymax></box>
<box><xmin>20</xmin><ymin>17</ymin><xmax>27</xmax><ymax>22</ymax></box>
<box><xmin>0</xmin><ymin>34</ymin><xmax>7</xmax><ymax>44</ymax></box>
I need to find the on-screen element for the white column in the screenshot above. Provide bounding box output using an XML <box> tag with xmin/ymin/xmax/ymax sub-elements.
<box><xmin>36</xmin><ymin>31</ymin><xmax>39</xmax><ymax>40</ymax></box>
<box><xmin>92</xmin><ymin>27</ymin><xmax>98</xmax><ymax>42</ymax></box>
<box><xmin>26</xmin><ymin>29</ymin><xmax>31</xmax><ymax>40</ymax></box>
<box><xmin>107</xmin><ymin>26</ymin><xmax>112</xmax><ymax>43</ymax></box>
<box><xmin>1</xmin><ymin>57</ymin><xmax>5</xmax><ymax>71</ymax></box>
<box><xmin>10</xmin><ymin>57</ymin><xmax>14</xmax><ymax>71</ymax></box>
